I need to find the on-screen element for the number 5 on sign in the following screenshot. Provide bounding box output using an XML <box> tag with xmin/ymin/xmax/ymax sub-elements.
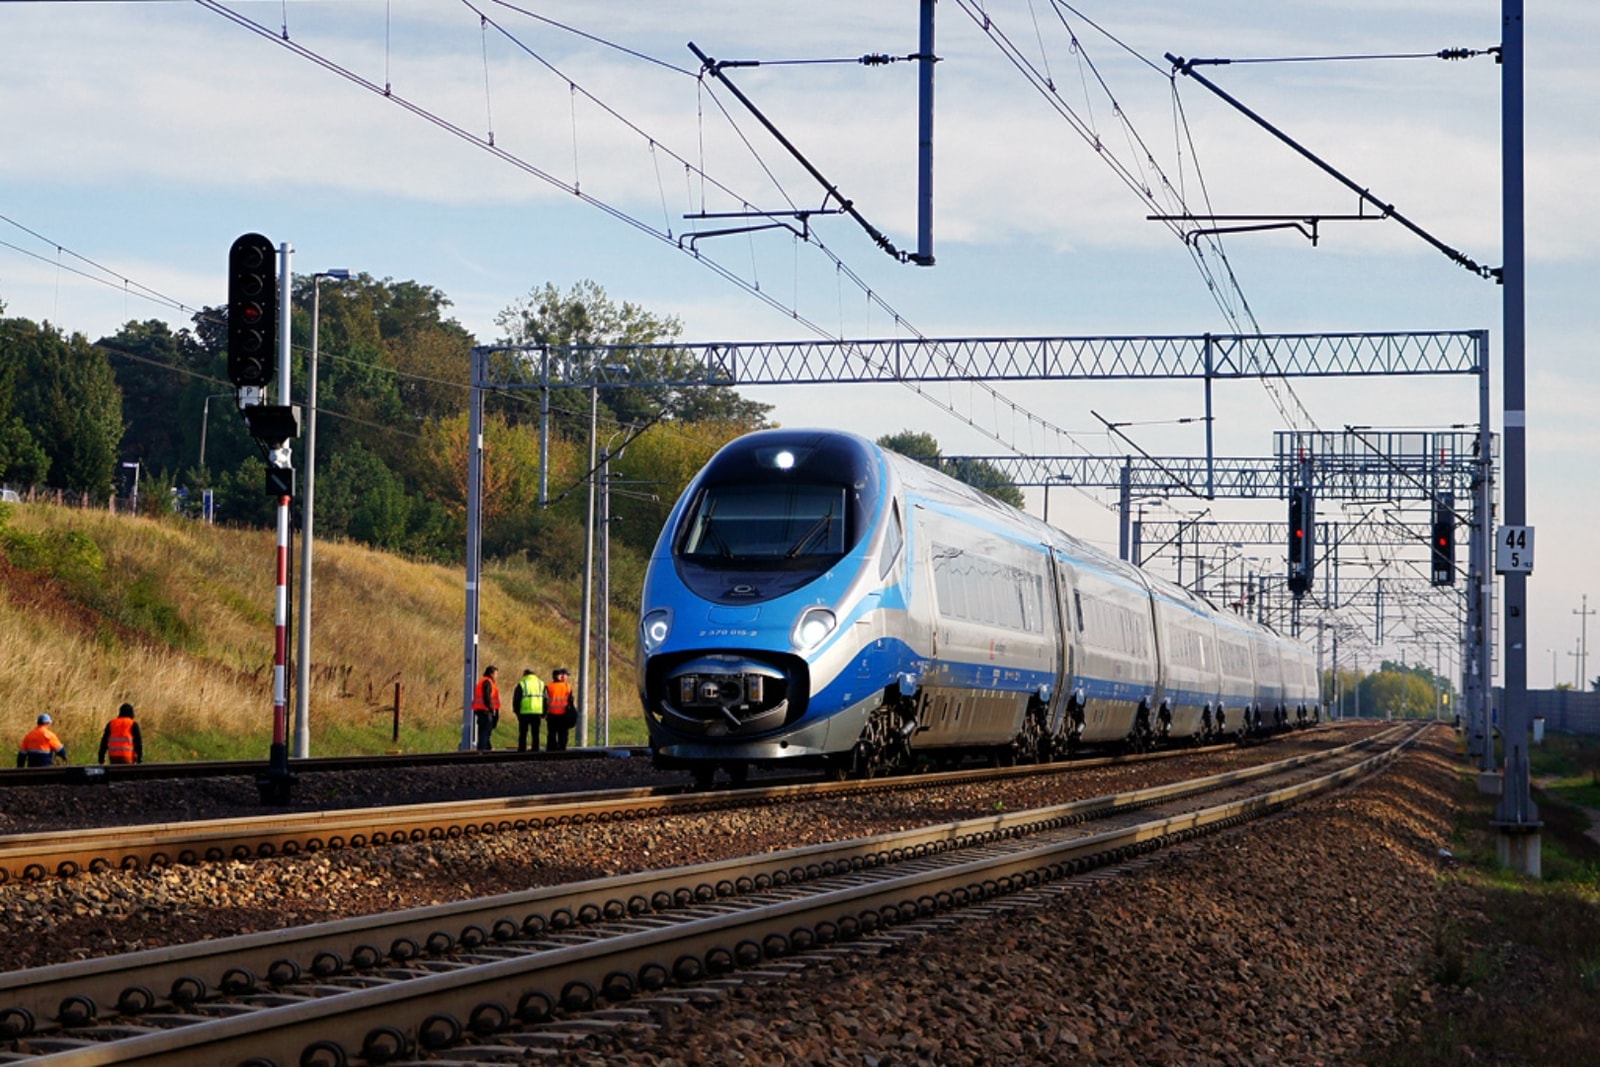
<box><xmin>1495</xmin><ymin>525</ymin><xmax>1534</xmax><ymax>574</ymax></box>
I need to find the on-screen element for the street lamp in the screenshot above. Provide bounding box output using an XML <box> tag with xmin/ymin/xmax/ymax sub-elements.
<box><xmin>198</xmin><ymin>392</ymin><xmax>236</xmax><ymax>471</ymax></box>
<box><xmin>1130</xmin><ymin>497</ymin><xmax>1162</xmax><ymax>567</ymax></box>
<box><xmin>293</xmin><ymin>268</ymin><xmax>350</xmax><ymax>760</ymax></box>
<box><xmin>119</xmin><ymin>461</ymin><xmax>141</xmax><ymax>514</ymax></box>
<box><xmin>577</xmin><ymin>361</ymin><xmax>629</xmax><ymax>748</ymax></box>
<box><xmin>1041</xmin><ymin>472</ymin><xmax>1074</xmax><ymax>526</ymax></box>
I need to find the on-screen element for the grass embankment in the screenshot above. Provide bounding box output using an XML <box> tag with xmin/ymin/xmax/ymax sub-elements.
<box><xmin>0</xmin><ymin>500</ymin><xmax>644</xmax><ymax>762</ymax></box>
<box><xmin>1373</xmin><ymin>731</ymin><xmax>1600</xmax><ymax>1066</ymax></box>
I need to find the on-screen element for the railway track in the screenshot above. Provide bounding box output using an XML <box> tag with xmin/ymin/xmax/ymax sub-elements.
<box><xmin>0</xmin><ymin>730</ymin><xmax>1341</xmax><ymax>885</ymax></box>
<box><xmin>0</xmin><ymin>746</ymin><xmax>647</xmax><ymax>789</ymax></box>
<box><xmin>0</xmin><ymin>724</ymin><xmax>1423</xmax><ymax>1065</ymax></box>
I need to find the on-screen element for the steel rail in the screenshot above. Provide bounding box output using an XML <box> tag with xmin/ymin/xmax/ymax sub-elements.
<box><xmin>0</xmin><ymin>731</ymin><xmax>1320</xmax><ymax>884</ymax></box>
<box><xmin>0</xmin><ymin>726</ymin><xmax>1412</xmax><ymax>1062</ymax></box>
<box><xmin>0</xmin><ymin>746</ymin><xmax>648</xmax><ymax>790</ymax></box>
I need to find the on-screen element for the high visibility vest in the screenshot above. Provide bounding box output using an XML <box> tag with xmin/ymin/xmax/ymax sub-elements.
<box><xmin>107</xmin><ymin>717</ymin><xmax>137</xmax><ymax>762</ymax></box>
<box><xmin>472</xmin><ymin>676</ymin><xmax>500</xmax><ymax>713</ymax></box>
<box><xmin>20</xmin><ymin>726</ymin><xmax>63</xmax><ymax>757</ymax></box>
<box><xmin>514</xmin><ymin>675</ymin><xmax>546</xmax><ymax>716</ymax></box>
<box><xmin>545</xmin><ymin>680</ymin><xmax>573</xmax><ymax>718</ymax></box>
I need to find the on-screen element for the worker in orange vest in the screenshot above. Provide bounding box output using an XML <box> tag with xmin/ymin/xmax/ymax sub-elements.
<box><xmin>98</xmin><ymin>703</ymin><xmax>143</xmax><ymax>765</ymax></box>
<box><xmin>472</xmin><ymin>665</ymin><xmax>501</xmax><ymax>751</ymax></box>
<box><xmin>544</xmin><ymin>667</ymin><xmax>575</xmax><ymax>751</ymax></box>
<box><xmin>17</xmin><ymin>713</ymin><xmax>67</xmax><ymax>767</ymax></box>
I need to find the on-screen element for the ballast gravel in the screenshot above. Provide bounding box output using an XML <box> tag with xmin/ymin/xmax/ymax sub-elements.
<box><xmin>0</xmin><ymin>723</ymin><xmax>1457</xmax><ymax>1064</ymax></box>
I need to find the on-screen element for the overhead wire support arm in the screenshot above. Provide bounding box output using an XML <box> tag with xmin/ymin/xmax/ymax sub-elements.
<box><xmin>677</xmin><ymin>206</ymin><xmax>842</xmax><ymax>250</ymax></box>
<box><xmin>1166</xmin><ymin>53</ymin><xmax>1499</xmax><ymax>281</ymax></box>
<box><xmin>688</xmin><ymin>41</ymin><xmax>916</xmax><ymax>264</ymax></box>
<box><xmin>1148</xmin><ymin>212</ymin><xmax>1385</xmax><ymax>247</ymax></box>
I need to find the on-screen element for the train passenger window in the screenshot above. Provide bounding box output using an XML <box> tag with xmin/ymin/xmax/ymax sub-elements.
<box><xmin>1073</xmin><ymin>590</ymin><xmax>1085</xmax><ymax>632</ymax></box>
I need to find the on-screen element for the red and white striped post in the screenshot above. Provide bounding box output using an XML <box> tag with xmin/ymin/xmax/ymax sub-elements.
<box><xmin>272</xmin><ymin>493</ymin><xmax>292</xmax><ymax>756</ymax></box>
<box><xmin>256</xmin><ymin>240</ymin><xmax>296</xmax><ymax>804</ymax></box>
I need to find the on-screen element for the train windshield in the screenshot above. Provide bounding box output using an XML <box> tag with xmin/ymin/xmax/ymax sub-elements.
<box><xmin>680</xmin><ymin>483</ymin><xmax>849</xmax><ymax>563</ymax></box>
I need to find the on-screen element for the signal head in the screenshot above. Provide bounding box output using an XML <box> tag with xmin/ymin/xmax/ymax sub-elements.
<box><xmin>227</xmin><ymin>233</ymin><xmax>278</xmax><ymax>388</ymax></box>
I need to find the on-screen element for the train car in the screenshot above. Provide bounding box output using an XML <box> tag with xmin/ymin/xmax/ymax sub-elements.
<box><xmin>636</xmin><ymin>428</ymin><xmax>1319</xmax><ymax>782</ymax></box>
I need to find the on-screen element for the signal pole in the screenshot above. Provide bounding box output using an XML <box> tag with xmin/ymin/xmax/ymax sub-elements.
<box><xmin>266</xmin><ymin>241</ymin><xmax>295</xmax><ymax>802</ymax></box>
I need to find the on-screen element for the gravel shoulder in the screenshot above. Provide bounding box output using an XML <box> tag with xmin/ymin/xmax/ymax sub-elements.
<box><xmin>0</xmin><ymin>725</ymin><xmax>1467</xmax><ymax>1064</ymax></box>
<box><xmin>595</xmin><ymin>730</ymin><xmax>1460</xmax><ymax>1066</ymax></box>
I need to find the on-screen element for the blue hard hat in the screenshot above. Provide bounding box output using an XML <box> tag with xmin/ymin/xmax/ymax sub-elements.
<box><xmin>37</xmin><ymin>713</ymin><xmax>51</xmax><ymax>725</ymax></box>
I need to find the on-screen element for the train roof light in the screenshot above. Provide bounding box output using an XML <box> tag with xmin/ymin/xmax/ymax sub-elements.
<box><xmin>754</xmin><ymin>445</ymin><xmax>811</xmax><ymax>470</ymax></box>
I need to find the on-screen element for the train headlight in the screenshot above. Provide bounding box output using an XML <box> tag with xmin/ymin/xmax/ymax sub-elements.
<box><xmin>791</xmin><ymin>606</ymin><xmax>837</xmax><ymax>651</ymax></box>
<box><xmin>641</xmin><ymin>609</ymin><xmax>672</xmax><ymax>653</ymax></box>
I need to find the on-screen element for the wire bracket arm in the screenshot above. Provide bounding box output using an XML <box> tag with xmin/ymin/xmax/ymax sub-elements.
<box><xmin>689</xmin><ymin>41</ymin><xmax>914</xmax><ymax>264</ymax></box>
<box><xmin>1167</xmin><ymin>53</ymin><xmax>1499</xmax><ymax>282</ymax></box>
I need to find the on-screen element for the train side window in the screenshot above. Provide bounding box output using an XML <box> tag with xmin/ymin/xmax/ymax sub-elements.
<box><xmin>879</xmin><ymin>503</ymin><xmax>903</xmax><ymax>579</ymax></box>
<box><xmin>1073</xmin><ymin>589</ymin><xmax>1085</xmax><ymax>632</ymax></box>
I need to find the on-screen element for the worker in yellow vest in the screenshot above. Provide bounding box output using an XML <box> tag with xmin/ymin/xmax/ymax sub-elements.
<box><xmin>512</xmin><ymin>668</ymin><xmax>546</xmax><ymax>752</ymax></box>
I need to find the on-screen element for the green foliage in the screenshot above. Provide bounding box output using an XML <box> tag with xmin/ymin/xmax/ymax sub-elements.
<box><xmin>211</xmin><ymin>455</ymin><xmax>278</xmax><ymax>527</ymax></box>
<box><xmin>877</xmin><ymin>430</ymin><xmax>941</xmax><ymax>463</ymax></box>
<box><xmin>0</xmin><ymin>519</ymin><xmax>194</xmax><ymax>649</ymax></box>
<box><xmin>945</xmin><ymin>456</ymin><xmax>1026</xmax><ymax>508</ymax></box>
<box><xmin>609</xmin><ymin>420</ymin><xmax>749</xmax><ymax>554</ymax></box>
<box><xmin>0</xmin><ymin>524</ymin><xmax>105</xmax><ymax>586</ymax></box>
<box><xmin>496</xmin><ymin>280</ymin><xmax>772</xmax><ymax>429</ymax></box>
<box><xmin>3</xmin><ymin>317</ymin><xmax>123</xmax><ymax>494</ymax></box>
<box><xmin>116</xmin><ymin>572</ymin><xmax>196</xmax><ymax>649</ymax></box>
<box><xmin>0</xmin><ymin>321</ymin><xmax>50</xmax><ymax>485</ymax></box>
<box><xmin>877</xmin><ymin>429</ymin><xmax>1026</xmax><ymax>509</ymax></box>
<box><xmin>1332</xmin><ymin>662</ymin><xmax>1456</xmax><ymax>719</ymax></box>
<box><xmin>320</xmin><ymin>441</ymin><xmax>459</xmax><ymax>561</ymax></box>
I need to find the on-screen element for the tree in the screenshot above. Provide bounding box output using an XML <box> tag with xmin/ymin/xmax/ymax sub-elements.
<box><xmin>0</xmin><ymin>314</ymin><xmax>50</xmax><ymax>486</ymax></box>
<box><xmin>877</xmin><ymin>429</ymin><xmax>1025</xmax><ymax>509</ymax></box>
<box><xmin>609</xmin><ymin>420</ymin><xmax>752</xmax><ymax>554</ymax></box>
<box><xmin>495</xmin><ymin>280</ymin><xmax>771</xmax><ymax>431</ymax></box>
<box><xmin>100</xmin><ymin>319</ymin><xmax>190</xmax><ymax>476</ymax></box>
<box><xmin>6</xmin><ymin>317</ymin><xmax>123</xmax><ymax>494</ymax></box>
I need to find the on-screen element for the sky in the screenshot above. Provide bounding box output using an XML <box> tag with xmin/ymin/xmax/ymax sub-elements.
<box><xmin>1</xmin><ymin>0</ymin><xmax>1596</xmax><ymax>690</ymax></box>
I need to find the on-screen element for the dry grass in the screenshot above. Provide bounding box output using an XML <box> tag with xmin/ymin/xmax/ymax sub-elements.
<box><xmin>0</xmin><ymin>502</ymin><xmax>641</xmax><ymax>760</ymax></box>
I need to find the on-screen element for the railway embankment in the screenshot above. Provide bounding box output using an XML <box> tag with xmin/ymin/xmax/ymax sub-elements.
<box><xmin>0</xmin><ymin>501</ymin><xmax>640</xmax><ymax>761</ymax></box>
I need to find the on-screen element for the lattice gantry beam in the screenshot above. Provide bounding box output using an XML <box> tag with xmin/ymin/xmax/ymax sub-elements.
<box><xmin>936</xmin><ymin>448</ymin><xmax>1484</xmax><ymax>500</ymax></box>
<box><xmin>475</xmin><ymin>330</ymin><xmax>1486</xmax><ymax>389</ymax></box>
<box><xmin>1137</xmin><ymin>520</ymin><xmax>1434</xmax><ymax>550</ymax></box>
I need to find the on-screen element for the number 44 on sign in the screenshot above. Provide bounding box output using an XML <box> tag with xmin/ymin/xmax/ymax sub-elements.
<box><xmin>1496</xmin><ymin>526</ymin><xmax>1534</xmax><ymax>574</ymax></box>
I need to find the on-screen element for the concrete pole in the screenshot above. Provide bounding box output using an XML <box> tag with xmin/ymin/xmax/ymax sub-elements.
<box><xmin>1493</xmin><ymin>0</ymin><xmax>1540</xmax><ymax>877</ymax></box>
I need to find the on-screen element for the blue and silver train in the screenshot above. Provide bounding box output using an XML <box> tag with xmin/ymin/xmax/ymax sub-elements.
<box><xmin>636</xmin><ymin>429</ymin><xmax>1320</xmax><ymax>782</ymax></box>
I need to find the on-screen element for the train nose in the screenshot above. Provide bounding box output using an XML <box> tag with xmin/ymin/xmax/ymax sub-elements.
<box><xmin>657</xmin><ymin>655</ymin><xmax>793</xmax><ymax>736</ymax></box>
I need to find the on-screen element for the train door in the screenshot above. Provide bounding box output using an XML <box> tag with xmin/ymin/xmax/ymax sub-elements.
<box><xmin>1045</xmin><ymin>547</ymin><xmax>1078</xmax><ymax>743</ymax></box>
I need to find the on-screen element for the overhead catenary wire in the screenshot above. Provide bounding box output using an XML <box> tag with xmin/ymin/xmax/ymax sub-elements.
<box><xmin>951</xmin><ymin>0</ymin><xmax>1320</xmax><ymax>436</ymax></box>
<box><xmin>180</xmin><ymin>0</ymin><xmax>1113</xmax><ymax>504</ymax></box>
